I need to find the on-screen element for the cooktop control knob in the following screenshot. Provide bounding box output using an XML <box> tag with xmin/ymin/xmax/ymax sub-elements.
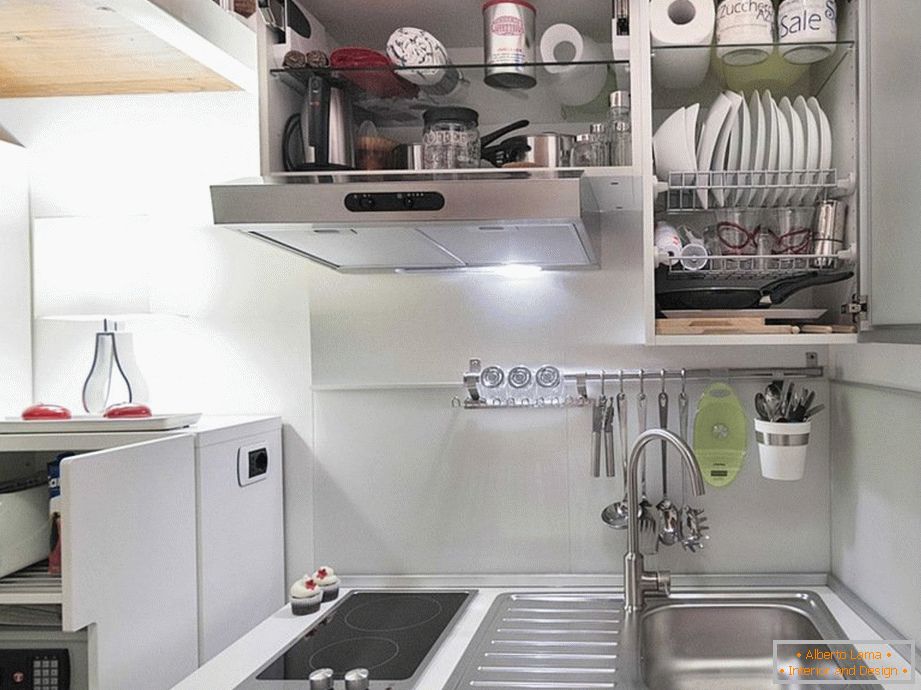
<box><xmin>344</xmin><ymin>668</ymin><xmax>370</xmax><ymax>690</ymax></box>
<box><xmin>308</xmin><ymin>667</ymin><xmax>334</xmax><ymax>690</ymax></box>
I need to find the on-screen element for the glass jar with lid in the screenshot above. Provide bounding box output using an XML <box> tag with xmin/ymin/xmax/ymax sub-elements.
<box><xmin>422</xmin><ymin>106</ymin><xmax>481</xmax><ymax>169</ymax></box>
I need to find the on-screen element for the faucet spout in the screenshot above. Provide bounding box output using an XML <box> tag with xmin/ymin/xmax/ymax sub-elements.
<box><xmin>624</xmin><ymin>428</ymin><xmax>705</xmax><ymax>613</ymax></box>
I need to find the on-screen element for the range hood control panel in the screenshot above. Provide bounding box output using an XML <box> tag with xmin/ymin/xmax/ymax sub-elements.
<box><xmin>345</xmin><ymin>191</ymin><xmax>445</xmax><ymax>212</ymax></box>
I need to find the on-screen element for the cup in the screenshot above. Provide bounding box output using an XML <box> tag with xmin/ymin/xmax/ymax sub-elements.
<box><xmin>714</xmin><ymin>208</ymin><xmax>761</xmax><ymax>268</ymax></box>
<box><xmin>655</xmin><ymin>221</ymin><xmax>683</xmax><ymax>265</ymax></box>
<box><xmin>771</xmin><ymin>207</ymin><xmax>814</xmax><ymax>268</ymax></box>
<box><xmin>812</xmin><ymin>200</ymin><xmax>847</xmax><ymax>268</ymax></box>
<box><xmin>716</xmin><ymin>0</ymin><xmax>775</xmax><ymax>66</ymax></box>
<box><xmin>755</xmin><ymin>419</ymin><xmax>811</xmax><ymax>480</ymax></box>
<box><xmin>777</xmin><ymin>0</ymin><xmax>837</xmax><ymax>65</ymax></box>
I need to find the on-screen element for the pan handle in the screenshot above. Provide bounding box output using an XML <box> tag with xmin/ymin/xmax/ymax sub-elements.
<box><xmin>761</xmin><ymin>271</ymin><xmax>854</xmax><ymax>306</ymax></box>
<box><xmin>480</xmin><ymin>119</ymin><xmax>530</xmax><ymax>148</ymax></box>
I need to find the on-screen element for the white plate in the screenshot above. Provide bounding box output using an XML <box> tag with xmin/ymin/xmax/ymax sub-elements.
<box><xmin>662</xmin><ymin>309</ymin><xmax>828</xmax><ymax>320</ymax></box>
<box><xmin>807</xmin><ymin>96</ymin><xmax>832</xmax><ymax>170</ymax></box>
<box><xmin>759</xmin><ymin>91</ymin><xmax>780</xmax><ymax>207</ymax></box>
<box><xmin>771</xmin><ymin>99</ymin><xmax>792</xmax><ymax>206</ymax></box>
<box><xmin>710</xmin><ymin>91</ymin><xmax>743</xmax><ymax>207</ymax></box>
<box><xmin>696</xmin><ymin>93</ymin><xmax>734</xmax><ymax>210</ymax></box>
<box><xmin>730</xmin><ymin>91</ymin><xmax>753</xmax><ymax>207</ymax></box>
<box><xmin>794</xmin><ymin>95</ymin><xmax>820</xmax><ymax>204</ymax></box>
<box><xmin>0</xmin><ymin>413</ymin><xmax>203</xmax><ymax>434</ymax></box>
<box><xmin>684</xmin><ymin>103</ymin><xmax>700</xmax><ymax>175</ymax></box>
<box><xmin>745</xmin><ymin>90</ymin><xmax>766</xmax><ymax>207</ymax></box>
<box><xmin>779</xmin><ymin>96</ymin><xmax>805</xmax><ymax>207</ymax></box>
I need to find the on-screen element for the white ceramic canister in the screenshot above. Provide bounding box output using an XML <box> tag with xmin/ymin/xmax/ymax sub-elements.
<box><xmin>716</xmin><ymin>0</ymin><xmax>776</xmax><ymax>66</ymax></box>
<box><xmin>777</xmin><ymin>0</ymin><xmax>837</xmax><ymax>64</ymax></box>
<box><xmin>755</xmin><ymin>419</ymin><xmax>811</xmax><ymax>481</ymax></box>
<box><xmin>482</xmin><ymin>0</ymin><xmax>537</xmax><ymax>89</ymax></box>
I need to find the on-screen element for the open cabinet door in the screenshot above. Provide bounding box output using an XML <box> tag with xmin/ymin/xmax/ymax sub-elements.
<box><xmin>860</xmin><ymin>0</ymin><xmax>921</xmax><ymax>342</ymax></box>
<box><xmin>0</xmin><ymin>131</ymin><xmax>32</xmax><ymax>410</ymax></box>
<box><xmin>61</xmin><ymin>435</ymin><xmax>198</xmax><ymax>690</ymax></box>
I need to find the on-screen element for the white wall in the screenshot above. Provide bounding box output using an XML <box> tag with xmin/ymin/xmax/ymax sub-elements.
<box><xmin>7</xmin><ymin>91</ymin><xmax>841</xmax><ymax>584</ymax></box>
<box><xmin>307</xmin><ymin>222</ymin><xmax>833</xmax><ymax>575</ymax></box>
<box><xmin>0</xmin><ymin>93</ymin><xmax>315</xmax><ymax>583</ymax></box>
<box><xmin>828</xmin><ymin>344</ymin><xmax>921</xmax><ymax>643</ymax></box>
<box><xmin>0</xmin><ymin>137</ymin><xmax>32</xmax><ymax>411</ymax></box>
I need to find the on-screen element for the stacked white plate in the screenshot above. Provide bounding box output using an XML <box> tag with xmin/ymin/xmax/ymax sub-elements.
<box><xmin>653</xmin><ymin>90</ymin><xmax>833</xmax><ymax>209</ymax></box>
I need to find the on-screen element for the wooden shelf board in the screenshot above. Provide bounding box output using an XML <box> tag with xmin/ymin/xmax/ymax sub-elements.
<box><xmin>0</xmin><ymin>0</ymin><xmax>239</xmax><ymax>97</ymax></box>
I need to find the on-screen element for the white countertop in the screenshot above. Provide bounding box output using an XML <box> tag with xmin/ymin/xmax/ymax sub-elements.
<box><xmin>174</xmin><ymin>576</ymin><xmax>919</xmax><ymax>690</ymax></box>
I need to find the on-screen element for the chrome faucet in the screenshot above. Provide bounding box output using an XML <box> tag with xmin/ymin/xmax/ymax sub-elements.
<box><xmin>624</xmin><ymin>428</ymin><xmax>706</xmax><ymax>613</ymax></box>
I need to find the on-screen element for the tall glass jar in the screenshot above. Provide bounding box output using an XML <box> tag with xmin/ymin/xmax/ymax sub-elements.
<box><xmin>422</xmin><ymin>107</ymin><xmax>481</xmax><ymax>169</ymax></box>
<box><xmin>607</xmin><ymin>90</ymin><xmax>632</xmax><ymax>166</ymax></box>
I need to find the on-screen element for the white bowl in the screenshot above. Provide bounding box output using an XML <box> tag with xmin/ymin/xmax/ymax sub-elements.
<box><xmin>654</xmin><ymin>107</ymin><xmax>694</xmax><ymax>182</ymax></box>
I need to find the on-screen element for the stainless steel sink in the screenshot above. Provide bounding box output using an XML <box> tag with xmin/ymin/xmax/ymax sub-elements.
<box><xmin>640</xmin><ymin>592</ymin><xmax>882</xmax><ymax>690</ymax></box>
<box><xmin>445</xmin><ymin>591</ymin><xmax>884</xmax><ymax>690</ymax></box>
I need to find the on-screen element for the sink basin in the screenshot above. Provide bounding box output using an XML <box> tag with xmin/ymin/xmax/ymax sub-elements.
<box><xmin>446</xmin><ymin>590</ymin><xmax>884</xmax><ymax>690</ymax></box>
<box><xmin>640</xmin><ymin>593</ymin><xmax>884</xmax><ymax>690</ymax></box>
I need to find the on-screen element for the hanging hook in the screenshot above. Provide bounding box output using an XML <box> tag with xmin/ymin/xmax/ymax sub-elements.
<box><xmin>639</xmin><ymin>369</ymin><xmax>645</xmax><ymax>395</ymax></box>
<box><xmin>660</xmin><ymin>368</ymin><xmax>667</xmax><ymax>393</ymax></box>
<box><xmin>681</xmin><ymin>368</ymin><xmax>687</xmax><ymax>395</ymax></box>
<box><xmin>576</xmin><ymin>372</ymin><xmax>589</xmax><ymax>401</ymax></box>
<box><xmin>619</xmin><ymin>369</ymin><xmax>625</xmax><ymax>394</ymax></box>
<box><xmin>601</xmin><ymin>369</ymin><xmax>606</xmax><ymax>397</ymax></box>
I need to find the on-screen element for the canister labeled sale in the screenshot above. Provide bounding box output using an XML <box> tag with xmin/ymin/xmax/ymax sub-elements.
<box><xmin>483</xmin><ymin>0</ymin><xmax>536</xmax><ymax>89</ymax></box>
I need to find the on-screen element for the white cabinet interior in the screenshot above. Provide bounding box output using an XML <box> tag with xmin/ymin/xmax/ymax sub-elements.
<box><xmin>643</xmin><ymin>0</ymin><xmax>863</xmax><ymax>345</ymax></box>
<box><xmin>252</xmin><ymin>0</ymin><xmax>886</xmax><ymax>346</ymax></box>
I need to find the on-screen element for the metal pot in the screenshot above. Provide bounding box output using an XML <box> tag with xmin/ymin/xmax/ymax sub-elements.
<box><xmin>485</xmin><ymin>133</ymin><xmax>576</xmax><ymax>168</ymax></box>
<box><xmin>391</xmin><ymin>143</ymin><xmax>425</xmax><ymax>170</ymax></box>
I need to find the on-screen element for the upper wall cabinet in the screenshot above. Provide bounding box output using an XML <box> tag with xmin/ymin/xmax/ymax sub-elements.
<box><xmin>0</xmin><ymin>0</ymin><xmax>256</xmax><ymax>96</ymax></box>
<box><xmin>211</xmin><ymin>0</ymin><xmax>647</xmax><ymax>272</ymax></box>
<box><xmin>642</xmin><ymin>0</ymin><xmax>870</xmax><ymax>346</ymax></box>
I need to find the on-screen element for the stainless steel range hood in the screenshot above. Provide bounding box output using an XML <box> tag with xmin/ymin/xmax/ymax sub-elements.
<box><xmin>210</xmin><ymin>170</ymin><xmax>612</xmax><ymax>273</ymax></box>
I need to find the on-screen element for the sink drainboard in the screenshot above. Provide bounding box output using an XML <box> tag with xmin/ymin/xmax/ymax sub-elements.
<box><xmin>444</xmin><ymin>593</ymin><xmax>622</xmax><ymax>689</ymax></box>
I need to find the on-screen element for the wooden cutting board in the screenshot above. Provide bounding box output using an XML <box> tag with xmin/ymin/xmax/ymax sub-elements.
<box><xmin>656</xmin><ymin>317</ymin><xmax>801</xmax><ymax>335</ymax></box>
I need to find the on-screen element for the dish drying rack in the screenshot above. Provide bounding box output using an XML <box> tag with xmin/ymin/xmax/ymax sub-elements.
<box><xmin>656</xmin><ymin>169</ymin><xmax>855</xmax><ymax>212</ymax></box>
<box><xmin>655</xmin><ymin>246</ymin><xmax>857</xmax><ymax>279</ymax></box>
<box><xmin>456</xmin><ymin>354</ymin><xmax>823</xmax><ymax>409</ymax></box>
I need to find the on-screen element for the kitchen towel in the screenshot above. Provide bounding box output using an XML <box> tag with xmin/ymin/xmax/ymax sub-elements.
<box><xmin>650</xmin><ymin>0</ymin><xmax>715</xmax><ymax>89</ymax></box>
<box><xmin>540</xmin><ymin>23</ymin><xmax>607</xmax><ymax>106</ymax></box>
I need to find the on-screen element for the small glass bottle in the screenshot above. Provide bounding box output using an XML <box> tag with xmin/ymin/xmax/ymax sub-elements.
<box><xmin>607</xmin><ymin>90</ymin><xmax>632</xmax><ymax>166</ymax></box>
<box><xmin>571</xmin><ymin>133</ymin><xmax>608</xmax><ymax>167</ymax></box>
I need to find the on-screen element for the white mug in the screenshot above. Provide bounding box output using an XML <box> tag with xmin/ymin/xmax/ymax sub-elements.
<box><xmin>716</xmin><ymin>0</ymin><xmax>775</xmax><ymax>66</ymax></box>
<box><xmin>778</xmin><ymin>0</ymin><xmax>837</xmax><ymax>64</ymax></box>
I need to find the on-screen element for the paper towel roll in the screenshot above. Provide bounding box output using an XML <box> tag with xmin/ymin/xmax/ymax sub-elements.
<box><xmin>650</xmin><ymin>0</ymin><xmax>715</xmax><ymax>89</ymax></box>
<box><xmin>539</xmin><ymin>24</ymin><xmax>607</xmax><ymax>107</ymax></box>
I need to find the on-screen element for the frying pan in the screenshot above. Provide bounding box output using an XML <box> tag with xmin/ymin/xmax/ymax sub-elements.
<box><xmin>655</xmin><ymin>267</ymin><xmax>854</xmax><ymax>311</ymax></box>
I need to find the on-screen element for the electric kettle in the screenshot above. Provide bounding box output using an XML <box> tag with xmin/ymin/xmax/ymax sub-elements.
<box><xmin>283</xmin><ymin>74</ymin><xmax>355</xmax><ymax>170</ymax></box>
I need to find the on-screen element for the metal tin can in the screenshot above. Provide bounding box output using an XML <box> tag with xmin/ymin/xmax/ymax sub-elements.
<box><xmin>482</xmin><ymin>0</ymin><xmax>536</xmax><ymax>89</ymax></box>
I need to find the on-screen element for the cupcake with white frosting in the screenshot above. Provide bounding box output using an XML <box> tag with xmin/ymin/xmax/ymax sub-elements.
<box><xmin>312</xmin><ymin>566</ymin><xmax>340</xmax><ymax>602</ymax></box>
<box><xmin>289</xmin><ymin>577</ymin><xmax>323</xmax><ymax>615</ymax></box>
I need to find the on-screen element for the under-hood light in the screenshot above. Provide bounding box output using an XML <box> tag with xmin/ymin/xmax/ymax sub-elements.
<box><xmin>488</xmin><ymin>264</ymin><xmax>544</xmax><ymax>278</ymax></box>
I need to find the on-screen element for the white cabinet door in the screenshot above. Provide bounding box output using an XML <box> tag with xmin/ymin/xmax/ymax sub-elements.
<box><xmin>61</xmin><ymin>435</ymin><xmax>198</xmax><ymax>690</ymax></box>
<box><xmin>196</xmin><ymin>429</ymin><xmax>284</xmax><ymax>663</ymax></box>
<box><xmin>861</xmin><ymin>0</ymin><xmax>921</xmax><ymax>340</ymax></box>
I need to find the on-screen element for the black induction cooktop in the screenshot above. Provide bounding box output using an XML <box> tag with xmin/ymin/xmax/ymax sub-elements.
<box><xmin>256</xmin><ymin>591</ymin><xmax>473</xmax><ymax>686</ymax></box>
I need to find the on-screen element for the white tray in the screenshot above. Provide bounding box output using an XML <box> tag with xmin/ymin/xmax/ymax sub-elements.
<box><xmin>0</xmin><ymin>414</ymin><xmax>202</xmax><ymax>434</ymax></box>
<box><xmin>661</xmin><ymin>308</ymin><xmax>827</xmax><ymax>321</ymax></box>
